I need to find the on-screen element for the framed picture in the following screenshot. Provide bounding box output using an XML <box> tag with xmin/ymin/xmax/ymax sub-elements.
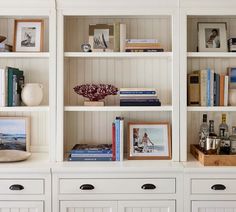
<box><xmin>89</xmin><ymin>24</ymin><xmax>114</xmax><ymax>52</ymax></box>
<box><xmin>127</xmin><ymin>122</ymin><xmax>171</xmax><ymax>160</ymax></box>
<box><xmin>0</xmin><ymin>117</ymin><xmax>30</xmax><ymax>152</ymax></box>
<box><xmin>198</xmin><ymin>22</ymin><xmax>227</xmax><ymax>52</ymax></box>
<box><xmin>14</xmin><ymin>19</ymin><xmax>44</xmax><ymax>52</ymax></box>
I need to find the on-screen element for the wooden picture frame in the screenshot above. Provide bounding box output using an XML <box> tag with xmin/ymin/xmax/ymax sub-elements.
<box><xmin>127</xmin><ymin>122</ymin><xmax>171</xmax><ymax>160</ymax></box>
<box><xmin>0</xmin><ymin>117</ymin><xmax>30</xmax><ymax>152</ymax></box>
<box><xmin>13</xmin><ymin>19</ymin><xmax>44</xmax><ymax>52</ymax></box>
<box><xmin>198</xmin><ymin>22</ymin><xmax>227</xmax><ymax>52</ymax></box>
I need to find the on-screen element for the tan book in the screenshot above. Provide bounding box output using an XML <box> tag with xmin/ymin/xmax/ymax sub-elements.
<box><xmin>120</xmin><ymin>24</ymin><xmax>126</xmax><ymax>52</ymax></box>
<box><xmin>188</xmin><ymin>73</ymin><xmax>200</xmax><ymax>106</ymax></box>
<box><xmin>126</xmin><ymin>43</ymin><xmax>161</xmax><ymax>47</ymax></box>
<box><xmin>220</xmin><ymin>75</ymin><xmax>225</xmax><ymax>106</ymax></box>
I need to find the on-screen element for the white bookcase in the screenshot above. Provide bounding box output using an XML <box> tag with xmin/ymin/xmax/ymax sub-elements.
<box><xmin>180</xmin><ymin>0</ymin><xmax>236</xmax><ymax>161</ymax></box>
<box><xmin>56</xmin><ymin>0</ymin><xmax>179</xmax><ymax>162</ymax></box>
<box><xmin>0</xmin><ymin>0</ymin><xmax>56</xmax><ymax>161</ymax></box>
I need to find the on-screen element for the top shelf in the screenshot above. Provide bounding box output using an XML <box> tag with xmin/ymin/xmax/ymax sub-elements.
<box><xmin>187</xmin><ymin>52</ymin><xmax>236</xmax><ymax>58</ymax></box>
<box><xmin>0</xmin><ymin>52</ymin><xmax>50</xmax><ymax>58</ymax></box>
<box><xmin>64</xmin><ymin>52</ymin><xmax>172</xmax><ymax>58</ymax></box>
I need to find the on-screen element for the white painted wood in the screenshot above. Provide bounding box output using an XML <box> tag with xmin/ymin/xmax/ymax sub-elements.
<box><xmin>180</xmin><ymin>0</ymin><xmax>236</xmax><ymax>8</ymax></box>
<box><xmin>60</xmin><ymin>201</ymin><xmax>117</xmax><ymax>212</ymax></box>
<box><xmin>118</xmin><ymin>201</ymin><xmax>175</xmax><ymax>212</ymax></box>
<box><xmin>187</xmin><ymin>107</ymin><xmax>236</xmax><ymax>112</ymax></box>
<box><xmin>0</xmin><ymin>53</ymin><xmax>50</xmax><ymax>58</ymax></box>
<box><xmin>191</xmin><ymin>179</ymin><xmax>236</xmax><ymax>194</ymax></box>
<box><xmin>187</xmin><ymin>52</ymin><xmax>236</xmax><ymax>58</ymax></box>
<box><xmin>64</xmin><ymin>106</ymin><xmax>172</xmax><ymax>112</ymax></box>
<box><xmin>0</xmin><ymin>179</ymin><xmax>44</xmax><ymax>195</ymax></box>
<box><xmin>0</xmin><ymin>201</ymin><xmax>43</xmax><ymax>212</ymax></box>
<box><xmin>0</xmin><ymin>106</ymin><xmax>49</xmax><ymax>112</ymax></box>
<box><xmin>64</xmin><ymin>52</ymin><xmax>172</xmax><ymax>58</ymax></box>
<box><xmin>59</xmin><ymin>178</ymin><xmax>175</xmax><ymax>194</ymax></box>
<box><xmin>192</xmin><ymin>201</ymin><xmax>236</xmax><ymax>212</ymax></box>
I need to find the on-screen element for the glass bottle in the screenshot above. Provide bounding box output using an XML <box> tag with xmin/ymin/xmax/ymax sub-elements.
<box><xmin>199</xmin><ymin>114</ymin><xmax>209</xmax><ymax>149</ymax></box>
<box><xmin>219</xmin><ymin>114</ymin><xmax>229</xmax><ymax>139</ymax></box>
<box><xmin>229</xmin><ymin>126</ymin><xmax>236</xmax><ymax>154</ymax></box>
<box><xmin>209</xmin><ymin>120</ymin><xmax>217</xmax><ymax>137</ymax></box>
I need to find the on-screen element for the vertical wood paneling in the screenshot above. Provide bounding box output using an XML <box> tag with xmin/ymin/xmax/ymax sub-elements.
<box><xmin>64</xmin><ymin>16</ymin><xmax>172</xmax><ymax>52</ymax></box>
<box><xmin>0</xmin><ymin>17</ymin><xmax>49</xmax><ymax>52</ymax></box>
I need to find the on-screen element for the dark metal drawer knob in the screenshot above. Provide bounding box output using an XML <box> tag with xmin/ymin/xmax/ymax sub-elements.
<box><xmin>9</xmin><ymin>184</ymin><xmax>24</xmax><ymax>191</ymax></box>
<box><xmin>211</xmin><ymin>184</ymin><xmax>226</xmax><ymax>191</ymax></box>
<box><xmin>141</xmin><ymin>184</ymin><xmax>156</xmax><ymax>190</ymax></box>
<box><xmin>80</xmin><ymin>184</ymin><xmax>95</xmax><ymax>190</ymax></box>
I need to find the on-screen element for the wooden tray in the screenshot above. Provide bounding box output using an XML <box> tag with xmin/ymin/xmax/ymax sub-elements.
<box><xmin>190</xmin><ymin>144</ymin><xmax>236</xmax><ymax>166</ymax></box>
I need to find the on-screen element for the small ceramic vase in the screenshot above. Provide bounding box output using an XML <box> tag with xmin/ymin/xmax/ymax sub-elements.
<box><xmin>229</xmin><ymin>89</ymin><xmax>236</xmax><ymax>106</ymax></box>
<box><xmin>21</xmin><ymin>83</ymin><xmax>43</xmax><ymax>106</ymax></box>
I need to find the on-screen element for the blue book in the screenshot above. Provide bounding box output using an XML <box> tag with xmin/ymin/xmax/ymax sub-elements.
<box><xmin>120</xmin><ymin>91</ymin><xmax>156</xmax><ymax>95</ymax></box>
<box><xmin>207</xmin><ymin>68</ymin><xmax>211</xmax><ymax>106</ymax></box>
<box><xmin>115</xmin><ymin>118</ymin><xmax>120</xmax><ymax>161</ymax></box>
<box><xmin>69</xmin><ymin>157</ymin><xmax>113</xmax><ymax>161</ymax></box>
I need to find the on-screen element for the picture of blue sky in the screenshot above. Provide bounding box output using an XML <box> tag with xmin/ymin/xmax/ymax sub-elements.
<box><xmin>0</xmin><ymin>119</ymin><xmax>26</xmax><ymax>135</ymax></box>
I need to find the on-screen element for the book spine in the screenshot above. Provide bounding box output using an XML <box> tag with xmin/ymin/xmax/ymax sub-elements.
<box><xmin>69</xmin><ymin>157</ymin><xmax>113</xmax><ymax>161</ymax></box>
<box><xmin>119</xmin><ymin>119</ymin><xmax>124</xmax><ymax>161</ymax></box>
<box><xmin>125</xmin><ymin>48</ymin><xmax>164</xmax><ymax>52</ymax></box>
<box><xmin>115</xmin><ymin>118</ymin><xmax>120</xmax><ymax>161</ymax></box>
<box><xmin>126</xmin><ymin>39</ymin><xmax>159</xmax><ymax>43</ymax></box>
<box><xmin>70</xmin><ymin>150</ymin><xmax>112</xmax><ymax>154</ymax></box>
<box><xmin>220</xmin><ymin>75</ymin><xmax>225</xmax><ymax>106</ymax></box>
<box><xmin>120</xmin><ymin>102</ymin><xmax>161</xmax><ymax>106</ymax></box>
<box><xmin>8</xmin><ymin>68</ymin><xmax>13</xmax><ymax>106</ymax></box>
<box><xmin>120</xmin><ymin>91</ymin><xmax>156</xmax><ymax>95</ymax></box>
<box><xmin>210</xmin><ymin>69</ymin><xmax>214</xmax><ymax>106</ymax></box>
<box><xmin>0</xmin><ymin>69</ymin><xmax>2</xmax><ymax>107</ymax></box>
<box><xmin>70</xmin><ymin>154</ymin><xmax>112</xmax><ymax>157</ymax></box>
<box><xmin>1</xmin><ymin>69</ymin><xmax>6</xmax><ymax>107</ymax></box>
<box><xmin>188</xmin><ymin>73</ymin><xmax>200</xmax><ymax>106</ymax></box>
<box><xmin>120</xmin><ymin>99</ymin><xmax>159</xmax><ymax>103</ymax></box>
<box><xmin>12</xmin><ymin>74</ymin><xmax>18</xmax><ymax>106</ymax></box>
<box><xmin>112</xmin><ymin>122</ymin><xmax>116</xmax><ymax>161</ymax></box>
<box><xmin>114</xmin><ymin>23</ymin><xmax>120</xmax><ymax>52</ymax></box>
<box><xmin>216</xmin><ymin>74</ymin><xmax>220</xmax><ymax>106</ymax></box>
<box><xmin>207</xmin><ymin>69</ymin><xmax>211</xmax><ymax>106</ymax></box>
<box><xmin>120</xmin><ymin>24</ymin><xmax>126</xmax><ymax>52</ymax></box>
<box><xmin>213</xmin><ymin>73</ymin><xmax>217</xmax><ymax>106</ymax></box>
<box><xmin>200</xmin><ymin>70</ymin><xmax>207</xmax><ymax>106</ymax></box>
<box><xmin>18</xmin><ymin>75</ymin><xmax>24</xmax><ymax>105</ymax></box>
<box><xmin>224</xmin><ymin>76</ymin><xmax>229</xmax><ymax>106</ymax></box>
<box><xmin>5</xmin><ymin>68</ymin><xmax>8</xmax><ymax>107</ymax></box>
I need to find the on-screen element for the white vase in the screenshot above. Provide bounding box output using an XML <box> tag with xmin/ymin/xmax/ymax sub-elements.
<box><xmin>229</xmin><ymin>89</ymin><xmax>236</xmax><ymax>106</ymax></box>
<box><xmin>21</xmin><ymin>83</ymin><xmax>43</xmax><ymax>106</ymax></box>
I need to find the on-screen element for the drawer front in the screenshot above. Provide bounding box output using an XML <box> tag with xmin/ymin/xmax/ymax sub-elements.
<box><xmin>0</xmin><ymin>179</ymin><xmax>44</xmax><ymax>195</ymax></box>
<box><xmin>191</xmin><ymin>179</ymin><xmax>236</xmax><ymax>194</ymax></box>
<box><xmin>60</xmin><ymin>178</ymin><xmax>175</xmax><ymax>194</ymax></box>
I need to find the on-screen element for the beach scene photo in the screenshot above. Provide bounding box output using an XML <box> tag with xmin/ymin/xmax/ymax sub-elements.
<box><xmin>0</xmin><ymin>118</ymin><xmax>27</xmax><ymax>151</ymax></box>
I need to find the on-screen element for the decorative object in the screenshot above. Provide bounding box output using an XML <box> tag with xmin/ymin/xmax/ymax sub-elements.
<box><xmin>0</xmin><ymin>35</ymin><xmax>6</xmax><ymax>43</ymax></box>
<box><xmin>0</xmin><ymin>117</ymin><xmax>30</xmax><ymax>152</ymax></box>
<box><xmin>21</xmin><ymin>83</ymin><xmax>43</xmax><ymax>106</ymax></box>
<box><xmin>229</xmin><ymin>89</ymin><xmax>236</xmax><ymax>106</ymax></box>
<box><xmin>81</xmin><ymin>43</ymin><xmax>92</xmax><ymax>52</ymax></box>
<box><xmin>0</xmin><ymin>150</ymin><xmax>31</xmax><ymax>162</ymax></box>
<box><xmin>14</xmin><ymin>19</ymin><xmax>44</xmax><ymax>52</ymax></box>
<box><xmin>198</xmin><ymin>22</ymin><xmax>227</xmax><ymax>52</ymax></box>
<box><xmin>127</xmin><ymin>122</ymin><xmax>171</xmax><ymax>160</ymax></box>
<box><xmin>73</xmin><ymin>84</ymin><xmax>118</xmax><ymax>106</ymax></box>
<box><xmin>0</xmin><ymin>35</ymin><xmax>13</xmax><ymax>52</ymax></box>
<box><xmin>89</xmin><ymin>24</ymin><xmax>114</xmax><ymax>52</ymax></box>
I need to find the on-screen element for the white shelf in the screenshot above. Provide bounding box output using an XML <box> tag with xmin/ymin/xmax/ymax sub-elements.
<box><xmin>0</xmin><ymin>106</ymin><xmax>49</xmax><ymax>112</ymax></box>
<box><xmin>187</xmin><ymin>52</ymin><xmax>236</xmax><ymax>58</ymax></box>
<box><xmin>64</xmin><ymin>105</ymin><xmax>172</xmax><ymax>112</ymax></box>
<box><xmin>64</xmin><ymin>52</ymin><xmax>172</xmax><ymax>58</ymax></box>
<box><xmin>187</xmin><ymin>106</ymin><xmax>236</xmax><ymax>112</ymax></box>
<box><xmin>0</xmin><ymin>52</ymin><xmax>50</xmax><ymax>58</ymax></box>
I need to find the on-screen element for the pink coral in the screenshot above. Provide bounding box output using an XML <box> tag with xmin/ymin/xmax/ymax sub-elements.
<box><xmin>74</xmin><ymin>84</ymin><xmax>118</xmax><ymax>101</ymax></box>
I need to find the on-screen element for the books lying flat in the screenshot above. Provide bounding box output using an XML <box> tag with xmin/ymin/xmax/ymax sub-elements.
<box><xmin>120</xmin><ymin>102</ymin><xmax>161</xmax><ymax>106</ymax></box>
<box><xmin>69</xmin><ymin>157</ymin><xmax>113</xmax><ymax>161</ymax></box>
<box><xmin>70</xmin><ymin>144</ymin><xmax>112</xmax><ymax>154</ymax></box>
<box><xmin>126</xmin><ymin>39</ymin><xmax>159</xmax><ymax>43</ymax></box>
<box><xmin>120</xmin><ymin>91</ymin><xmax>156</xmax><ymax>95</ymax></box>
<box><xmin>70</xmin><ymin>153</ymin><xmax>112</xmax><ymax>157</ymax></box>
<box><xmin>125</xmin><ymin>49</ymin><xmax>164</xmax><ymax>52</ymax></box>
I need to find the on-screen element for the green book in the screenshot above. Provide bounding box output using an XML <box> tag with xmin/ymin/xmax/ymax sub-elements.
<box><xmin>7</xmin><ymin>67</ymin><xmax>23</xmax><ymax>106</ymax></box>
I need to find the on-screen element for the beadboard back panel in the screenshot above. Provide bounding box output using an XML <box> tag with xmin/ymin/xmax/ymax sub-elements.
<box><xmin>0</xmin><ymin>58</ymin><xmax>49</xmax><ymax>105</ymax></box>
<box><xmin>64</xmin><ymin>16</ymin><xmax>172</xmax><ymax>52</ymax></box>
<box><xmin>64</xmin><ymin>111</ymin><xmax>172</xmax><ymax>154</ymax></box>
<box><xmin>64</xmin><ymin>57</ymin><xmax>172</xmax><ymax>106</ymax></box>
<box><xmin>187</xmin><ymin>16</ymin><xmax>236</xmax><ymax>52</ymax></box>
<box><xmin>0</xmin><ymin>111</ymin><xmax>49</xmax><ymax>152</ymax></box>
<box><xmin>0</xmin><ymin>17</ymin><xmax>49</xmax><ymax>52</ymax></box>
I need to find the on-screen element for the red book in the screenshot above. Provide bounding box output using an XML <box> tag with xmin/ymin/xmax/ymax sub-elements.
<box><xmin>112</xmin><ymin>123</ymin><xmax>116</xmax><ymax>161</ymax></box>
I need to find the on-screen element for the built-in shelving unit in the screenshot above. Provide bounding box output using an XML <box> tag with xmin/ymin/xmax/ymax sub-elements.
<box><xmin>0</xmin><ymin>52</ymin><xmax>50</xmax><ymax>58</ymax></box>
<box><xmin>187</xmin><ymin>52</ymin><xmax>236</xmax><ymax>58</ymax></box>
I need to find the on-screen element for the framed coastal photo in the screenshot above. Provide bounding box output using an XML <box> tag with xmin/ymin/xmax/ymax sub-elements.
<box><xmin>14</xmin><ymin>19</ymin><xmax>44</xmax><ymax>52</ymax></box>
<box><xmin>0</xmin><ymin>117</ymin><xmax>30</xmax><ymax>152</ymax></box>
<box><xmin>89</xmin><ymin>24</ymin><xmax>114</xmax><ymax>52</ymax></box>
<box><xmin>127</xmin><ymin>122</ymin><xmax>171</xmax><ymax>160</ymax></box>
<box><xmin>198</xmin><ymin>22</ymin><xmax>227</xmax><ymax>52</ymax></box>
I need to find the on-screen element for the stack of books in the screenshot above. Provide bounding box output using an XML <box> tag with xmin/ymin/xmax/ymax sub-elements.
<box><xmin>119</xmin><ymin>88</ymin><xmax>161</xmax><ymax>106</ymax></box>
<box><xmin>112</xmin><ymin>117</ymin><xmax>124</xmax><ymax>161</ymax></box>
<box><xmin>0</xmin><ymin>67</ymin><xmax>24</xmax><ymax>107</ymax></box>
<box><xmin>125</xmin><ymin>39</ymin><xmax>164</xmax><ymax>52</ymax></box>
<box><xmin>68</xmin><ymin>144</ymin><xmax>113</xmax><ymax>161</ymax></box>
<box><xmin>188</xmin><ymin>69</ymin><xmax>229</xmax><ymax>106</ymax></box>
<box><xmin>228</xmin><ymin>38</ymin><xmax>236</xmax><ymax>52</ymax></box>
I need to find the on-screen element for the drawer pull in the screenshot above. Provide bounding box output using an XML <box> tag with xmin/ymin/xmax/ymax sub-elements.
<box><xmin>141</xmin><ymin>184</ymin><xmax>156</xmax><ymax>190</ymax></box>
<box><xmin>211</xmin><ymin>184</ymin><xmax>226</xmax><ymax>191</ymax></box>
<box><xmin>9</xmin><ymin>184</ymin><xmax>24</xmax><ymax>191</ymax></box>
<box><xmin>80</xmin><ymin>184</ymin><xmax>95</xmax><ymax>190</ymax></box>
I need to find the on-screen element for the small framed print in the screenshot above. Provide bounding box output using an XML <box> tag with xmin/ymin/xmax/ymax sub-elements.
<box><xmin>198</xmin><ymin>22</ymin><xmax>227</xmax><ymax>52</ymax></box>
<box><xmin>127</xmin><ymin>122</ymin><xmax>171</xmax><ymax>160</ymax></box>
<box><xmin>14</xmin><ymin>19</ymin><xmax>44</xmax><ymax>52</ymax></box>
<box><xmin>0</xmin><ymin>117</ymin><xmax>30</xmax><ymax>152</ymax></box>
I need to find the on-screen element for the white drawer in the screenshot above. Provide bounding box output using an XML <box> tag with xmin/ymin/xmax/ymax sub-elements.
<box><xmin>191</xmin><ymin>179</ymin><xmax>236</xmax><ymax>194</ymax></box>
<box><xmin>59</xmin><ymin>178</ymin><xmax>175</xmax><ymax>194</ymax></box>
<box><xmin>0</xmin><ymin>179</ymin><xmax>44</xmax><ymax>195</ymax></box>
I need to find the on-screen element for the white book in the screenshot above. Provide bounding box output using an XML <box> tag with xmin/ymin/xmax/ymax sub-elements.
<box><xmin>0</xmin><ymin>69</ymin><xmax>3</xmax><ymax>107</ymax></box>
<box><xmin>120</xmin><ymin>24</ymin><xmax>126</xmax><ymax>52</ymax></box>
<box><xmin>119</xmin><ymin>119</ymin><xmax>124</xmax><ymax>161</ymax></box>
<box><xmin>5</xmin><ymin>67</ymin><xmax>8</xmax><ymax>107</ymax></box>
<box><xmin>224</xmin><ymin>76</ymin><xmax>229</xmax><ymax>106</ymax></box>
